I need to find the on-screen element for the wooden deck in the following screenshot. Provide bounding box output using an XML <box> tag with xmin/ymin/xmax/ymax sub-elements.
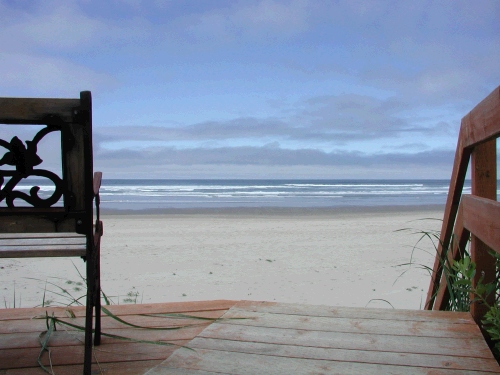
<box><xmin>1</xmin><ymin>300</ymin><xmax>499</xmax><ymax>374</ymax></box>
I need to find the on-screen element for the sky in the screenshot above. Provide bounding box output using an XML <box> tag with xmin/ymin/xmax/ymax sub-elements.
<box><xmin>1</xmin><ymin>0</ymin><xmax>499</xmax><ymax>179</ymax></box>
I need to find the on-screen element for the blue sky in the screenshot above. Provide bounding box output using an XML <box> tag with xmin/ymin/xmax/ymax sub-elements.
<box><xmin>1</xmin><ymin>0</ymin><xmax>499</xmax><ymax>179</ymax></box>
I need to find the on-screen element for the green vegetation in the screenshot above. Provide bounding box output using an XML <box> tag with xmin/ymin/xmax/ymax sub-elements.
<box><xmin>400</xmin><ymin>223</ymin><xmax>500</xmax><ymax>359</ymax></box>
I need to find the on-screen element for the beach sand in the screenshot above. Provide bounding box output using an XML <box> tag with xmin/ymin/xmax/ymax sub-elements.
<box><xmin>1</xmin><ymin>206</ymin><xmax>443</xmax><ymax>310</ymax></box>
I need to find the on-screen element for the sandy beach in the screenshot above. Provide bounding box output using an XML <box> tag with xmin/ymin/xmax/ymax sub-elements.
<box><xmin>1</xmin><ymin>206</ymin><xmax>443</xmax><ymax>310</ymax></box>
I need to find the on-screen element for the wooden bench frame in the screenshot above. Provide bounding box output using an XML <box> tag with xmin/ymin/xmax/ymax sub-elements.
<box><xmin>426</xmin><ymin>86</ymin><xmax>499</xmax><ymax>326</ymax></box>
<box><xmin>0</xmin><ymin>91</ymin><xmax>102</xmax><ymax>375</ymax></box>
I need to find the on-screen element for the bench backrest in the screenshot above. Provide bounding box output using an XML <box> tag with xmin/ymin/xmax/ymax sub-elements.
<box><xmin>0</xmin><ymin>91</ymin><xmax>94</xmax><ymax>238</ymax></box>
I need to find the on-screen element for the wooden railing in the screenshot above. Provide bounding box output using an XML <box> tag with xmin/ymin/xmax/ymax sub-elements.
<box><xmin>426</xmin><ymin>85</ymin><xmax>500</xmax><ymax>324</ymax></box>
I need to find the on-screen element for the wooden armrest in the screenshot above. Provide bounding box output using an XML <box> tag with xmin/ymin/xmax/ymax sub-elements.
<box><xmin>93</xmin><ymin>172</ymin><xmax>102</xmax><ymax>196</ymax></box>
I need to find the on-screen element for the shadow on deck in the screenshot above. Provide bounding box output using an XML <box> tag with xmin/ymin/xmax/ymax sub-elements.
<box><xmin>1</xmin><ymin>300</ymin><xmax>499</xmax><ymax>374</ymax></box>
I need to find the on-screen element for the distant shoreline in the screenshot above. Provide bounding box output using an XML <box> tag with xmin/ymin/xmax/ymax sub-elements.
<box><xmin>101</xmin><ymin>204</ymin><xmax>445</xmax><ymax>216</ymax></box>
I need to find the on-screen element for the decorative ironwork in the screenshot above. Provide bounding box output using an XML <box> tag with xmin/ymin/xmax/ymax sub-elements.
<box><xmin>0</xmin><ymin>125</ymin><xmax>63</xmax><ymax>208</ymax></box>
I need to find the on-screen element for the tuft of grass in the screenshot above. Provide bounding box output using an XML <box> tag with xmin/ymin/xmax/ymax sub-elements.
<box><xmin>398</xmin><ymin>221</ymin><xmax>500</xmax><ymax>359</ymax></box>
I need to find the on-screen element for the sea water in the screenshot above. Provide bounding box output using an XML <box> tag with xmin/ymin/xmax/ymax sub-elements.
<box><xmin>3</xmin><ymin>179</ymin><xmax>477</xmax><ymax>210</ymax></box>
<box><xmin>96</xmin><ymin>179</ymin><xmax>468</xmax><ymax>210</ymax></box>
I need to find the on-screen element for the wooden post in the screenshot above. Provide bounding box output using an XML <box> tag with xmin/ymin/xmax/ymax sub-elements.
<box><xmin>470</xmin><ymin>139</ymin><xmax>497</xmax><ymax>324</ymax></box>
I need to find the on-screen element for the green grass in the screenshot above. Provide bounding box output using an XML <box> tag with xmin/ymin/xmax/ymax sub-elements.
<box><xmin>398</xmin><ymin>221</ymin><xmax>500</xmax><ymax>360</ymax></box>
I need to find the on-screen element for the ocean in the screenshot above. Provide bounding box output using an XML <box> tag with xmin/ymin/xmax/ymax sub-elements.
<box><xmin>97</xmin><ymin>179</ymin><xmax>469</xmax><ymax>210</ymax></box>
<box><xmin>3</xmin><ymin>179</ymin><xmax>480</xmax><ymax>210</ymax></box>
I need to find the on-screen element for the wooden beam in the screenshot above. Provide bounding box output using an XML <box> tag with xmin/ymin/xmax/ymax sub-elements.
<box><xmin>432</xmin><ymin>203</ymin><xmax>471</xmax><ymax>311</ymax></box>
<box><xmin>470</xmin><ymin>139</ymin><xmax>497</xmax><ymax>324</ymax></box>
<box><xmin>425</xmin><ymin>126</ymin><xmax>470</xmax><ymax>309</ymax></box>
<box><xmin>0</xmin><ymin>98</ymin><xmax>79</xmax><ymax>124</ymax></box>
<box><xmin>425</xmin><ymin>85</ymin><xmax>500</xmax><ymax>310</ymax></box>
<box><xmin>462</xmin><ymin>86</ymin><xmax>500</xmax><ymax>148</ymax></box>
<box><xmin>462</xmin><ymin>195</ymin><xmax>500</xmax><ymax>255</ymax></box>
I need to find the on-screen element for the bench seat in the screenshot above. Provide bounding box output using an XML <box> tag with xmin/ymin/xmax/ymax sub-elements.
<box><xmin>0</xmin><ymin>233</ymin><xmax>86</xmax><ymax>257</ymax></box>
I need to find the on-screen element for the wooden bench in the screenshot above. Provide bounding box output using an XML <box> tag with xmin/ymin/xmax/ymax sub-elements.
<box><xmin>0</xmin><ymin>91</ymin><xmax>102</xmax><ymax>375</ymax></box>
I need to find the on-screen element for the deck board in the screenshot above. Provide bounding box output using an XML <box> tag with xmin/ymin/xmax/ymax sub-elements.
<box><xmin>1</xmin><ymin>300</ymin><xmax>498</xmax><ymax>374</ymax></box>
<box><xmin>0</xmin><ymin>300</ymin><xmax>237</xmax><ymax>374</ymax></box>
<box><xmin>146</xmin><ymin>301</ymin><xmax>500</xmax><ymax>375</ymax></box>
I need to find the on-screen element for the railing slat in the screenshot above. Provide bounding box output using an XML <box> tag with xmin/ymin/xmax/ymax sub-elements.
<box><xmin>432</xmin><ymin>204</ymin><xmax>471</xmax><ymax>311</ymax></box>
<box><xmin>462</xmin><ymin>195</ymin><xmax>500</xmax><ymax>255</ymax></box>
<box><xmin>425</xmin><ymin>130</ymin><xmax>471</xmax><ymax>309</ymax></box>
<box><xmin>462</xmin><ymin>86</ymin><xmax>500</xmax><ymax>148</ymax></box>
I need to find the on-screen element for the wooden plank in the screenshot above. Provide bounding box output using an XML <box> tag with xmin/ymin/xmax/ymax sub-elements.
<box><xmin>0</xmin><ymin>310</ymin><xmax>226</xmax><ymax>334</ymax></box>
<box><xmin>188</xmin><ymin>337</ymin><xmax>500</xmax><ymax>373</ymax></box>
<box><xmin>0</xmin><ymin>301</ymin><xmax>237</xmax><ymax>373</ymax></box>
<box><xmin>433</xmin><ymin>203</ymin><xmax>471</xmax><ymax>310</ymax></box>
<box><xmin>148</xmin><ymin>347</ymin><xmax>493</xmax><ymax>375</ymax></box>
<box><xmin>426</xmin><ymin>127</ymin><xmax>471</xmax><ymax>309</ymax></box>
<box><xmin>0</xmin><ymin>238</ymin><xmax>85</xmax><ymax>246</ymax></box>
<box><xmin>0</xmin><ymin>300</ymin><xmax>238</xmax><ymax>321</ymax></box>
<box><xmin>0</xmin><ymin>98</ymin><xmax>79</xmax><ymax>124</ymax></box>
<box><xmin>0</xmin><ymin>216</ymin><xmax>77</xmax><ymax>233</ymax></box>
<box><xmin>234</xmin><ymin>301</ymin><xmax>475</xmax><ymax>324</ymax></box>
<box><xmin>198</xmin><ymin>322</ymin><xmax>493</xmax><ymax>358</ymax></box>
<box><xmin>0</xmin><ymin>325</ymin><xmax>207</xmax><ymax>350</ymax></box>
<box><xmin>218</xmin><ymin>308</ymin><xmax>482</xmax><ymax>339</ymax></box>
<box><xmin>470</xmin><ymin>139</ymin><xmax>498</xmax><ymax>323</ymax></box>
<box><xmin>0</xmin><ymin>341</ymin><xmax>185</xmax><ymax>369</ymax></box>
<box><xmin>0</xmin><ymin>360</ymin><xmax>163</xmax><ymax>375</ymax></box>
<box><xmin>462</xmin><ymin>195</ymin><xmax>500</xmax><ymax>254</ymax></box>
<box><xmin>462</xmin><ymin>85</ymin><xmax>500</xmax><ymax>148</ymax></box>
<box><xmin>0</xmin><ymin>245</ymin><xmax>86</xmax><ymax>257</ymax></box>
<box><xmin>0</xmin><ymin>232</ymin><xmax>84</xmax><ymax>239</ymax></box>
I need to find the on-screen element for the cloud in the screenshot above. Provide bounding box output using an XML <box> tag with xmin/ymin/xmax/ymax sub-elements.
<box><xmin>94</xmin><ymin>144</ymin><xmax>457</xmax><ymax>179</ymax></box>
<box><xmin>0</xmin><ymin>52</ymin><xmax>117</xmax><ymax>96</ymax></box>
<box><xmin>172</xmin><ymin>0</ymin><xmax>311</xmax><ymax>44</ymax></box>
<box><xmin>97</xmin><ymin>143</ymin><xmax>454</xmax><ymax>166</ymax></box>
<box><xmin>95</xmin><ymin>92</ymin><xmax>454</xmax><ymax>152</ymax></box>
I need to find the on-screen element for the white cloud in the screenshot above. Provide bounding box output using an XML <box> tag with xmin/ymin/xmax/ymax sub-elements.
<box><xmin>0</xmin><ymin>52</ymin><xmax>117</xmax><ymax>96</ymax></box>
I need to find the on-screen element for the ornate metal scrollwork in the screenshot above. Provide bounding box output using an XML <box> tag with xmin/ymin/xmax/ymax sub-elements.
<box><xmin>0</xmin><ymin>125</ymin><xmax>63</xmax><ymax>208</ymax></box>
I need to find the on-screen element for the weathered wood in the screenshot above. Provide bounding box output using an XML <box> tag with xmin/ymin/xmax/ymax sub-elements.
<box><xmin>0</xmin><ymin>301</ymin><xmax>236</xmax><ymax>374</ymax></box>
<box><xmin>0</xmin><ymin>245</ymin><xmax>86</xmax><ymax>257</ymax></box>
<box><xmin>1</xmin><ymin>342</ymin><xmax>183</xmax><ymax>369</ymax></box>
<box><xmin>0</xmin><ymin>98</ymin><xmax>79</xmax><ymax>124</ymax></box>
<box><xmin>188</xmin><ymin>337</ymin><xmax>500</xmax><ymax>373</ymax></box>
<box><xmin>462</xmin><ymin>195</ymin><xmax>500</xmax><ymax>254</ymax></box>
<box><xmin>219</xmin><ymin>308</ymin><xmax>482</xmax><ymax>339</ymax></box>
<box><xmin>198</xmin><ymin>322</ymin><xmax>491</xmax><ymax>358</ymax></box>
<box><xmin>0</xmin><ymin>232</ymin><xmax>84</xmax><ymax>239</ymax></box>
<box><xmin>425</xmin><ymin>127</ymin><xmax>471</xmax><ymax>309</ymax></box>
<box><xmin>0</xmin><ymin>237</ymin><xmax>85</xmax><ymax>246</ymax></box>
<box><xmin>0</xmin><ymin>233</ymin><xmax>86</xmax><ymax>257</ymax></box>
<box><xmin>145</xmin><ymin>301</ymin><xmax>499</xmax><ymax>375</ymax></box>
<box><xmin>0</xmin><ymin>360</ymin><xmax>164</xmax><ymax>375</ymax></box>
<box><xmin>462</xmin><ymin>86</ymin><xmax>500</xmax><ymax>148</ymax></box>
<box><xmin>234</xmin><ymin>301</ymin><xmax>475</xmax><ymax>324</ymax></box>
<box><xmin>0</xmin><ymin>215</ymin><xmax>77</xmax><ymax>233</ymax></box>
<box><xmin>0</xmin><ymin>326</ymin><xmax>207</xmax><ymax>350</ymax></box>
<box><xmin>0</xmin><ymin>300</ymin><xmax>237</xmax><ymax>321</ymax></box>
<box><xmin>2</xmin><ymin>301</ymin><xmax>498</xmax><ymax>375</ymax></box>
<box><xmin>426</xmin><ymin>85</ymin><xmax>500</xmax><ymax>311</ymax></box>
<box><xmin>149</xmin><ymin>348</ymin><xmax>494</xmax><ymax>375</ymax></box>
<box><xmin>433</xmin><ymin>203</ymin><xmax>471</xmax><ymax>310</ymax></box>
<box><xmin>470</xmin><ymin>139</ymin><xmax>497</xmax><ymax>324</ymax></box>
